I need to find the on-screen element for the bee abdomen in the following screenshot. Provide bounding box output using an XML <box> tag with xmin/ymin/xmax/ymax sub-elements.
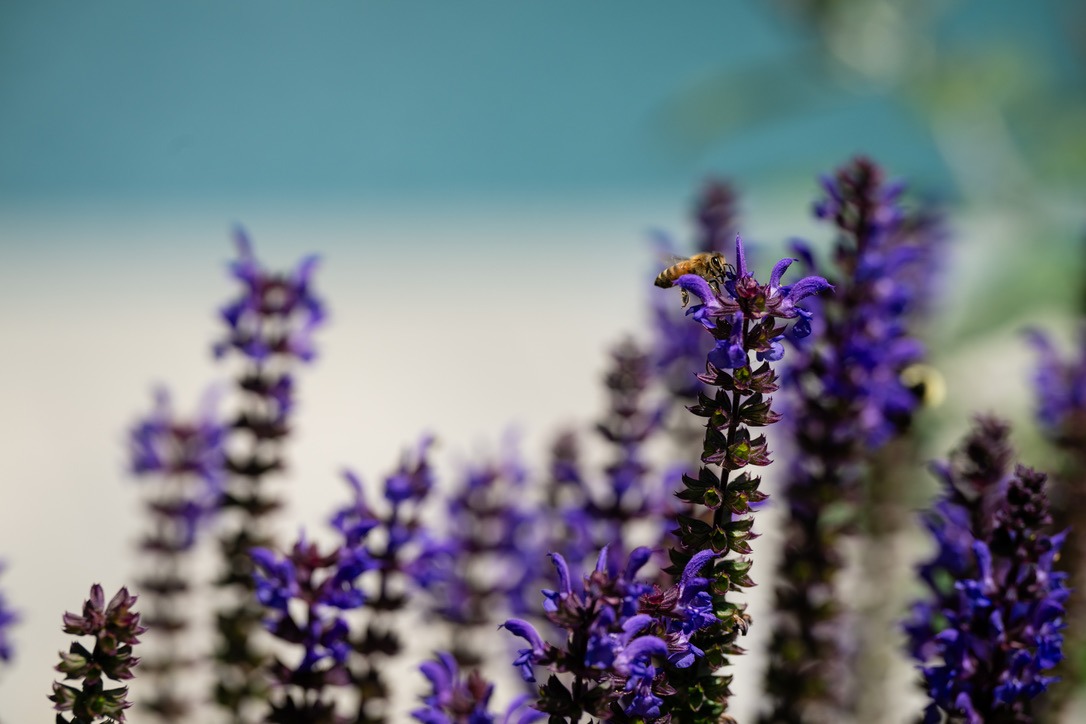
<box><xmin>654</xmin><ymin>272</ymin><xmax>674</xmax><ymax>288</ymax></box>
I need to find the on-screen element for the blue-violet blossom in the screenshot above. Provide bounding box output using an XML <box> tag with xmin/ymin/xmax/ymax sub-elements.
<box><xmin>905</xmin><ymin>416</ymin><xmax>1068</xmax><ymax>723</ymax></box>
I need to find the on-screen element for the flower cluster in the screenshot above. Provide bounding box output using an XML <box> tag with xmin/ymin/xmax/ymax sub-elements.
<box><xmin>409</xmin><ymin>440</ymin><xmax>542</xmax><ymax>664</ymax></box>
<box><xmin>503</xmin><ymin>547</ymin><xmax>719</xmax><ymax>722</ymax></box>
<box><xmin>412</xmin><ymin>653</ymin><xmax>543</xmax><ymax>724</ymax></box>
<box><xmin>800</xmin><ymin>156</ymin><xmax>938</xmax><ymax>446</ymax></box>
<box><xmin>214</xmin><ymin>226</ymin><xmax>325</xmax><ymax>364</ymax></box>
<box><xmin>543</xmin><ymin>339</ymin><xmax>671</xmax><ymax>573</ymax></box>
<box><xmin>128</xmin><ymin>388</ymin><xmax>226</xmax><ymax>721</ymax></box>
<box><xmin>247</xmin><ymin>436</ymin><xmax>436</xmax><ymax>721</ymax></box>
<box><xmin>330</xmin><ymin>435</ymin><xmax>440</xmax><ymax>723</ymax></box>
<box><xmin>130</xmin><ymin>388</ymin><xmax>227</xmax><ymax>497</ymax></box>
<box><xmin>760</xmin><ymin>157</ymin><xmax>940</xmax><ymax>721</ymax></box>
<box><xmin>50</xmin><ymin>585</ymin><xmax>146</xmax><ymax>723</ymax></box>
<box><xmin>905</xmin><ymin>416</ymin><xmax>1068</xmax><ymax>723</ymax></box>
<box><xmin>250</xmin><ymin>533</ymin><xmax>374</xmax><ymax>720</ymax></box>
<box><xmin>212</xmin><ymin>230</ymin><xmax>326</xmax><ymax>717</ymax></box>
<box><xmin>0</xmin><ymin>562</ymin><xmax>16</xmax><ymax>665</ymax></box>
<box><xmin>661</xmin><ymin>234</ymin><xmax>828</xmax><ymax>721</ymax></box>
<box><xmin>129</xmin><ymin>388</ymin><xmax>226</xmax><ymax>551</ymax></box>
<box><xmin>1029</xmin><ymin>327</ymin><xmax>1086</xmax><ymax>435</ymax></box>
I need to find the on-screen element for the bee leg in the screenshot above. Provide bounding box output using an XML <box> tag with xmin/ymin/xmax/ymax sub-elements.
<box><xmin>709</xmin><ymin>280</ymin><xmax>721</xmax><ymax>296</ymax></box>
<box><xmin>680</xmin><ymin>289</ymin><xmax>690</xmax><ymax>307</ymax></box>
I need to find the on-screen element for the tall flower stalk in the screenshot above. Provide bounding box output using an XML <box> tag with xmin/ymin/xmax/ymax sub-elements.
<box><xmin>759</xmin><ymin>157</ymin><xmax>939</xmax><ymax>722</ymax></box>
<box><xmin>543</xmin><ymin>339</ymin><xmax>671</xmax><ymax>571</ymax></box>
<box><xmin>663</xmin><ymin>234</ymin><xmax>830</xmax><ymax>722</ymax></box>
<box><xmin>129</xmin><ymin>388</ymin><xmax>226</xmax><ymax>721</ymax></box>
<box><xmin>212</xmin><ymin>228</ymin><xmax>326</xmax><ymax>721</ymax></box>
<box><xmin>905</xmin><ymin>416</ymin><xmax>1068</xmax><ymax>723</ymax></box>
<box><xmin>250</xmin><ymin>532</ymin><xmax>374</xmax><ymax>722</ymax></box>
<box><xmin>502</xmin><ymin>546</ymin><xmax>722</xmax><ymax>721</ymax></box>
<box><xmin>50</xmin><ymin>585</ymin><xmax>146</xmax><ymax>724</ymax></box>
<box><xmin>412</xmin><ymin>439</ymin><xmax>539</xmax><ymax>666</ymax></box>
<box><xmin>499</xmin><ymin>234</ymin><xmax>826</xmax><ymax>722</ymax></box>
<box><xmin>333</xmin><ymin>436</ymin><xmax>439</xmax><ymax>723</ymax></box>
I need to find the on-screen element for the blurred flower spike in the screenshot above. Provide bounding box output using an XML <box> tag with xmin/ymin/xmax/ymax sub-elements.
<box><xmin>214</xmin><ymin>226</ymin><xmax>326</xmax><ymax>363</ymax></box>
<box><xmin>412</xmin><ymin>652</ymin><xmax>545</xmax><ymax>724</ymax></box>
<box><xmin>906</xmin><ymin>417</ymin><xmax>1068</xmax><ymax>723</ymax></box>
<box><xmin>129</xmin><ymin>387</ymin><xmax>226</xmax><ymax>548</ymax></box>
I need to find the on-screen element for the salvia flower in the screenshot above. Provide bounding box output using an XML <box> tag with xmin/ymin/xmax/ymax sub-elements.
<box><xmin>658</xmin><ymin>232</ymin><xmax>828</xmax><ymax>723</ymax></box>
<box><xmin>211</xmin><ymin>230</ymin><xmax>326</xmax><ymax>718</ymax></box>
<box><xmin>128</xmin><ymin>388</ymin><xmax>226</xmax><ymax>721</ymax></box>
<box><xmin>129</xmin><ymin>387</ymin><xmax>226</xmax><ymax>551</ymax></box>
<box><xmin>799</xmin><ymin>157</ymin><xmax>938</xmax><ymax>446</ymax></box>
<box><xmin>409</xmin><ymin>438</ymin><xmax>543</xmax><ymax>665</ymax></box>
<box><xmin>214</xmin><ymin>226</ymin><xmax>325</xmax><ymax>364</ymax></box>
<box><xmin>1029</xmin><ymin>327</ymin><xmax>1086</xmax><ymax>434</ymax></box>
<box><xmin>412</xmin><ymin>652</ymin><xmax>545</xmax><ymax>724</ymax></box>
<box><xmin>540</xmin><ymin>340</ymin><xmax>672</xmax><ymax>577</ymax></box>
<box><xmin>130</xmin><ymin>388</ymin><xmax>226</xmax><ymax>500</ymax></box>
<box><xmin>502</xmin><ymin>547</ymin><xmax>721</xmax><ymax>722</ymax></box>
<box><xmin>250</xmin><ymin>532</ymin><xmax>375</xmax><ymax>720</ymax></box>
<box><xmin>905</xmin><ymin>416</ymin><xmax>1068</xmax><ymax>723</ymax></box>
<box><xmin>50</xmin><ymin>584</ymin><xmax>146</xmax><ymax>723</ymax></box>
<box><xmin>0</xmin><ymin>562</ymin><xmax>17</xmax><ymax>664</ymax></box>
<box><xmin>328</xmin><ymin>435</ymin><xmax>441</xmax><ymax>723</ymax></box>
<box><xmin>760</xmin><ymin>157</ymin><xmax>941</xmax><ymax>722</ymax></box>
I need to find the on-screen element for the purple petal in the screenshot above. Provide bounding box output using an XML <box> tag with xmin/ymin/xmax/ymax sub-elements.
<box><xmin>680</xmin><ymin>550</ymin><xmax>717</xmax><ymax>591</ymax></box>
<box><xmin>500</xmin><ymin>618</ymin><xmax>545</xmax><ymax>654</ymax></box>
<box><xmin>675</xmin><ymin>274</ymin><xmax>715</xmax><ymax>305</ymax></box>
<box><xmin>548</xmin><ymin>553</ymin><xmax>572</xmax><ymax>596</ymax></box>
<box><xmin>734</xmin><ymin>234</ymin><xmax>748</xmax><ymax>277</ymax></box>
<box><xmin>769</xmin><ymin>257</ymin><xmax>795</xmax><ymax>289</ymax></box>
<box><xmin>787</xmin><ymin>275</ymin><xmax>833</xmax><ymax>302</ymax></box>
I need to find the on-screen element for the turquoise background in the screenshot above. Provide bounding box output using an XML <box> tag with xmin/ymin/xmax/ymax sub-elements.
<box><xmin>2</xmin><ymin>1</ymin><xmax>1080</xmax><ymax>206</ymax></box>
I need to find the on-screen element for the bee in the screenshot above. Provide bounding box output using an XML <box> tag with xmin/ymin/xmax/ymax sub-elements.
<box><xmin>654</xmin><ymin>251</ymin><xmax>730</xmax><ymax>305</ymax></box>
<box><xmin>900</xmin><ymin>363</ymin><xmax>946</xmax><ymax>408</ymax></box>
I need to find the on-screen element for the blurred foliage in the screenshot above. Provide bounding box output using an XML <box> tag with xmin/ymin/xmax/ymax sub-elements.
<box><xmin>663</xmin><ymin>0</ymin><xmax>1086</xmax><ymax>202</ymax></box>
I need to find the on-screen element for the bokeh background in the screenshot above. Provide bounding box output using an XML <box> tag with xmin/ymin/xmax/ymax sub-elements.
<box><xmin>1</xmin><ymin>1</ymin><xmax>1084</xmax><ymax>721</ymax></box>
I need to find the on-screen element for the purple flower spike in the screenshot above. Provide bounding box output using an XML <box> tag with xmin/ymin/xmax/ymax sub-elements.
<box><xmin>413</xmin><ymin>653</ymin><xmax>544</xmax><ymax>724</ymax></box>
<box><xmin>215</xmin><ymin>227</ymin><xmax>326</xmax><ymax>364</ymax></box>
<box><xmin>211</xmin><ymin>231</ymin><xmax>328</xmax><ymax>719</ymax></box>
<box><xmin>250</xmin><ymin>530</ymin><xmax>374</xmax><ymax>719</ymax></box>
<box><xmin>762</xmin><ymin>157</ymin><xmax>942</xmax><ymax>724</ymax></box>
<box><xmin>129</xmin><ymin>387</ymin><xmax>226</xmax><ymax>720</ymax></box>
<box><xmin>905</xmin><ymin>417</ymin><xmax>1068</xmax><ymax>722</ymax></box>
<box><xmin>650</xmin><ymin>201</ymin><xmax>829</xmax><ymax>720</ymax></box>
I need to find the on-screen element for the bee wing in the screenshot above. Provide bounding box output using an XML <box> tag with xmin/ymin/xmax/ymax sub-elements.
<box><xmin>657</xmin><ymin>253</ymin><xmax>691</xmax><ymax>266</ymax></box>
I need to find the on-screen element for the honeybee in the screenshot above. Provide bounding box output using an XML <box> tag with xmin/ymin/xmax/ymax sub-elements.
<box><xmin>654</xmin><ymin>251</ymin><xmax>730</xmax><ymax>305</ymax></box>
<box><xmin>899</xmin><ymin>363</ymin><xmax>946</xmax><ymax>408</ymax></box>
